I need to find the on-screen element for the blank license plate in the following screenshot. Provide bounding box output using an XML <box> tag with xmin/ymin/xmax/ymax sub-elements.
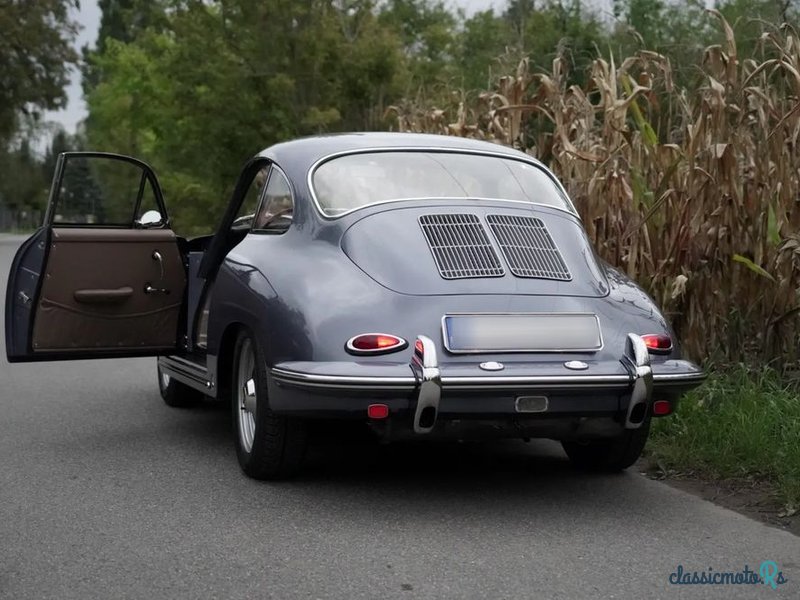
<box><xmin>442</xmin><ymin>313</ymin><xmax>602</xmax><ymax>353</ymax></box>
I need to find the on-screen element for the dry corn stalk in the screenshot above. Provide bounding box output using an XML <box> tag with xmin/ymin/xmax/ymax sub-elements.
<box><xmin>389</xmin><ymin>14</ymin><xmax>800</xmax><ymax>367</ymax></box>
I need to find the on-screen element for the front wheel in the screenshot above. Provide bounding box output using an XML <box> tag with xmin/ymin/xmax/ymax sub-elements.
<box><xmin>562</xmin><ymin>420</ymin><xmax>650</xmax><ymax>472</ymax></box>
<box><xmin>232</xmin><ymin>330</ymin><xmax>307</xmax><ymax>479</ymax></box>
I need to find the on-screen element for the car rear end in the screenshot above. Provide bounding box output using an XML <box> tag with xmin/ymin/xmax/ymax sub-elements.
<box><xmin>264</xmin><ymin>147</ymin><xmax>704</xmax><ymax>446</ymax></box>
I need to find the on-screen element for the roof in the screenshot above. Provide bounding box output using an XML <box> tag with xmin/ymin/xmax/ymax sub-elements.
<box><xmin>257</xmin><ymin>132</ymin><xmax>539</xmax><ymax>172</ymax></box>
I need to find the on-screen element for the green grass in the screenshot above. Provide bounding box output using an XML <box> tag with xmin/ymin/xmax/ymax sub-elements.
<box><xmin>647</xmin><ymin>367</ymin><xmax>800</xmax><ymax>509</ymax></box>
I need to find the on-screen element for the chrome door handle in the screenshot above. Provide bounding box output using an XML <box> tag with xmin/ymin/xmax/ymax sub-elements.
<box><xmin>144</xmin><ymin>284</ymin><xmax>170</xmax><ymax>295</ymax></box>
<box><xmin>152</xmin><ymin>250</ymin><xmax>165</xmax><ymax>280</ymax></box>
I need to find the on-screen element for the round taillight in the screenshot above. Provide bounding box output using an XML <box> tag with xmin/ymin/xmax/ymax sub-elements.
<box><xmin>641</xmin><ymin>333</ymin><xmax>673</xmax><ymax>354</ymax></box>
<box><xmin>346</xmin><ymin>333</ymin><xmax>408</xmax><ymax>355</ymax></box>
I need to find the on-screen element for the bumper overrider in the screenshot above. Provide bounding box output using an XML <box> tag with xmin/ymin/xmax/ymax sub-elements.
<box><xmin>268</xmin><ymin>333</ymin><xmax>705</xmax><ymax>436</ymax></box>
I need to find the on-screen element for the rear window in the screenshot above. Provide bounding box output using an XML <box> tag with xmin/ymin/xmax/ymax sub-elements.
<box><xmin>311</xmin><ymin>151</ymin><xmax>573</xmax><ymax>217</ymax></box>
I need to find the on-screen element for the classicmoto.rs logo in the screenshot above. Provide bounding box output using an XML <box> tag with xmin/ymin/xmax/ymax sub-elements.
<box><xmin>668</xmin><ymin>561</ymin><xmax>788</xmax><ymax>589</ymax></box>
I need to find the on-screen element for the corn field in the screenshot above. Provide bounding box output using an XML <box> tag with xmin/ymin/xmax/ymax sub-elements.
<box><xmin>389</xmin><ymin>11</ymin><xmax>800</xmax><ymax>368</ymax></box>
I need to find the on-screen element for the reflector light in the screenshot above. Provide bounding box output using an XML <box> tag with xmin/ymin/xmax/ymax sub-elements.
<box><xmin>367</xmin><ymin>404</ymin><xmax>389</xmax><ymax>419</ymax></box>
<box><xmin>653</xmin><ymin>400</ymin><xmax>672</xmax><ymax>416</ymax></box>
<box><xmin>641</xmin><ymin>333</ymin><xmax>673</xmax><ymax>354</ymax></box>
<box><xmin>345</xmin><ymin>333</ymin><xmax>408</xmax><ymax>355</ymax></box>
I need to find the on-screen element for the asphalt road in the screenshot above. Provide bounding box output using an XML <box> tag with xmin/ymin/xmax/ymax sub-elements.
<box><xmin>0</xmin><ymin>233</ymin><xmax>798</xmax><ymax>600</ymax></box>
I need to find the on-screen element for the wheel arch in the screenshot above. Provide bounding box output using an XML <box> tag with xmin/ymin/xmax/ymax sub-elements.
<box><xmin>214</xmin><ymin>321</ymin><xmax>246</xmax><ymax>402</ymax></box>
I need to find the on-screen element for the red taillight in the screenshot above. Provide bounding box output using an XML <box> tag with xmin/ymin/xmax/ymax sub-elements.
<box><xmin>641</xmin><ymin>333</ymin><xmax>673</xmax><ymax>354</ymax></box>
<box><xmin>346</xmin><ymin>333</ymin><xmax>408</xmax><ymax>355</ymax></box>
<box><xmin>415</xmin><ymin>339</ymin><xmax>424</xmax><ymax>356</ymax></box>
<box><xmin>367</xmin><ymin>404</ymin><xmax>389</xmax><ymax>419</ymax></box>
<box><xmin>653</xmin><ymin>400</ymin><xmax>672</xmax><ymax>416</ymax></box>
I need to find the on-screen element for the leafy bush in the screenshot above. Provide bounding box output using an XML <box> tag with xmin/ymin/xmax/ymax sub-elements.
<box><xmin>648</xmin><ymin>367</ymin><xmax>800</xmax><ymax>507</ymax></box>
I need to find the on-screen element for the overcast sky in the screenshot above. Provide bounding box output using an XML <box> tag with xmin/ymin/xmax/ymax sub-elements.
<box><xmin>47</xmin><ymin>1</ymin><xmax>547</xmax><ymax>132</ymax></box>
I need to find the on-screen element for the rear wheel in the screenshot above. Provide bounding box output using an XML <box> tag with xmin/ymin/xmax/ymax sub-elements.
<box><xmin>157</xmin><ymin>363</ymin><xmax>202</xmax><ymax>408</ymax></box>
<box><xmin>562</xmin><ymin>420</ymin><xmax>650</xmax><ymax>472</ymax></box>
<box><xmin>231</xmin><ymin>329</ymin><xmax>307</xmax><ymax>479</ymax></box>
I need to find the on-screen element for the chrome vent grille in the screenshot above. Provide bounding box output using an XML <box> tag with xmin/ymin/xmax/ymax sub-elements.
<box><xmin>486</xmin><ymin>214</ymin><xmax>571</xmax><ymax>281</ymax></box>
<box><xmin>419</xmin><ymin>214</ymin><xmax>504</xmax><ymax>279</ymax></box>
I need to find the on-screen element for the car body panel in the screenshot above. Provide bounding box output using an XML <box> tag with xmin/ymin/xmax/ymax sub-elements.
<box><xmin>341</xmin><ymin>203</ymin><xmax>608</xmax><ymax>297</ymax></box>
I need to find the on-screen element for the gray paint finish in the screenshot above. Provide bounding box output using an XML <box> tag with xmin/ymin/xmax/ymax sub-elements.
<box><xmin>194</xmin><ymin>134</ymin><xmax>700</xmax><ymax>416</ymax></box>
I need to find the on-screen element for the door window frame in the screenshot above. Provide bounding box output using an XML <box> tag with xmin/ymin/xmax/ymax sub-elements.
<box><xmin>198</xmin><ymin>155</ymin><xmax>271</xmax><ymax>280</ymax></box>
<box><xmin>44</xmin><ymin>151</ymin><xmax>170</xmax><ymax>229</ymax></box>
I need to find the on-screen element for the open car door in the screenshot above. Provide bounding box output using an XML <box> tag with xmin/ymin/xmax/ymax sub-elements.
<box><xmin>5</xmin><ymin>152</ymin><xmax>186</xmax><ymax>362</ymax></box>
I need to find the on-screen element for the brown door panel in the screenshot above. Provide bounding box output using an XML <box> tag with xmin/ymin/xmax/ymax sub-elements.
<box><xmin>32</xmin><ymin>228</ymin><xmax>186</xmax><ymax>352</ymax></box>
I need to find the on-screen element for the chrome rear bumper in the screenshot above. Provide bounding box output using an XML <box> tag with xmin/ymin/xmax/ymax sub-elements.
<box><xmin>269</xmin><ymin>333</ymin><xmax>705</xmax><ymax>432</ymax></box>
<box><xmin>406</xmin><ymin>332</ymin><xmax>654</xmax><ymax>432</ymax></box>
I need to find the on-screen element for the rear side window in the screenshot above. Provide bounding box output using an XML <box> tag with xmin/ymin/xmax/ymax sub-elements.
<box><xmin>253</xmin><ymin>168</ymin><xmax>293</xmax><ymax>233</ymax></box>
<box><xmin>231</xmin><ymin>165</ymin><xmax>270</xmax><ymax>231</ymax></box>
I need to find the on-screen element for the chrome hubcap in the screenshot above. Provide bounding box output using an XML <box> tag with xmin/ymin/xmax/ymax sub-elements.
<box><xmin>237</xmin><ymin>339</ymin><xmax>257</xmax><ymax>453</ymax></box>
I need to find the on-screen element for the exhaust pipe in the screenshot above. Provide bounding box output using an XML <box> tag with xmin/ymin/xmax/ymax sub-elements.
<box><xmin>623</xmin><ymin>333</ymin><xmax>653</xmax><ymax>429</ymax></box>
<box><xmin>410</xmin><ymin>335</ymin><xmax>441</xmax><ymax>434</ymax></box>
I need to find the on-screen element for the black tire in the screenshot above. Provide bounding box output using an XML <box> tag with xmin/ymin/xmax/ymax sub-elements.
<box><xmin>157</xmin><ymin>363</ymin><xmax>202</xmax><ymax>408</ymax></box>
<box><xmin>231</xmin><ymin>329</ymin><xmax>307</xmax><ymax>480</ymax></box>
<box><xmin>562</xmin><ymin>419</ymin><xmax>650</xmax><ymax>472</ymax></box>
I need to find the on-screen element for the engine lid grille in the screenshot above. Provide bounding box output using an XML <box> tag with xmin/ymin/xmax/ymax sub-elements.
<box><xmin>486</xmin><ymin>214</ymin><xmax>571</xmax><ymax>281</ymax></box>
<box><xmin>419</xmin><ymin>214</ymin><xmax>504</xmax><ymax>279</ymax></box>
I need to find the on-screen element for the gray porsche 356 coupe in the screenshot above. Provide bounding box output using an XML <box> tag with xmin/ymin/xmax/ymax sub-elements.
<box><xmin>5</xmin><ymin>133</ymin><xmax>704</xmax><ymax>479</ymax></box>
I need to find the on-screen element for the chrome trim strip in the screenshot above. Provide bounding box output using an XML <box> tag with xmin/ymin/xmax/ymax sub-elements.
<box><xmin>652</xmin><ymin>372</ymin><xmax>707</xmax><ymax>384</ymax></box>
<box><xmin>305</xmin><ymin>147</ymin><xmax>580</xmax><ymax>220</ymax></box>
<box><xmin>270</xmin><ymin>367</ymin><xmax>631</xmax><ymax>390</ymax></box>
<box><xmin>440</xmin><ymin>312</ymin><xmax>604</xmax><ymax>354</ymax></box>
<box><xmin>158</xmin><ymin>356</ymin><xmax>212</xmax><ymax>394</ymax></box>
<box><xmin>161</xmin><ymin>355</ymin><xmax>208</xmax><ymax>378</ymax></box>
<box><xmin>273</xmin><ymin>380</ymin><xmax>415</xmax><ymax>391</ymax></box>
<box><xmin>441</xmin><ymin>374</ymin><xmax>631</xmax><ymax>385</ymax></box>
<box><xmin>271</xmin><ymin>369</ymin><xmax>704</xmax><ymax>390</ymax></box>
<box><xmin>271</xmin><ymin>367</ymin><xmax>416</xmax><ymax>388</ymax></box>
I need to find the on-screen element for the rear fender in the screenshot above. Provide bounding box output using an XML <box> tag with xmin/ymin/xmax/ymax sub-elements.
<box><xmin>206</xmin><ymin>256</ymin><xmax>282</xmax><ymax>392</ymax></box>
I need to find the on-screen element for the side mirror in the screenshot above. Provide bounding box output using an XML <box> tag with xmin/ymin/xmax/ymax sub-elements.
<box><xmin>137</xmin><ymin>210</ymin><xmax>164</xmax><ymax>228</ymax></box>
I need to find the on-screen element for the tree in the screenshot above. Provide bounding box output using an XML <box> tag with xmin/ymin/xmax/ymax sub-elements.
<box><xmin>612</xmin><ymin>0</ymin><xmax>668</xmax><ymax>46</ymax></box>
<box><xmin>504</xmin><ymin>1</ymin><xmax>606</xmax><ymax>79</ymax></box>
<box><xmin>0</xmin><ymin>0</ymin><xmax>79</xmax><ymax>142</ymax></box>
<box><xmin>83</xmin><ymin>0</ymin><xmax>167</xmax><ymax>91</ymax></box>
<box><xmin>0</xmin><ymin>138</ymin><xmax>50</xmax><ymax>228</ymax></box>
<box><xmin>378</xmin><ymin>0</ymin><xmax>458</xmax><ymax>83</ymax></box>
<box><xmin>455</xmin><ymin>9</ymin><xmax>513</xmax><ymax>91</ymax></box>
<box><xmin>83</xmin><ymin>0</ymin><xmax>415</xmax><ymax>232</ymax></box>
<box><xmin>716</xmin><ymin>0</ymin><xmax>799</xmax><ymax>57</ymax></box>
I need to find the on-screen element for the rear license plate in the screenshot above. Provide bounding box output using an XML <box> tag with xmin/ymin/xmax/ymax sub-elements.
<box><xmin>442</xmin><ymin>313</ymin><xmax>602</xmax><ymax>353</ymax></box>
